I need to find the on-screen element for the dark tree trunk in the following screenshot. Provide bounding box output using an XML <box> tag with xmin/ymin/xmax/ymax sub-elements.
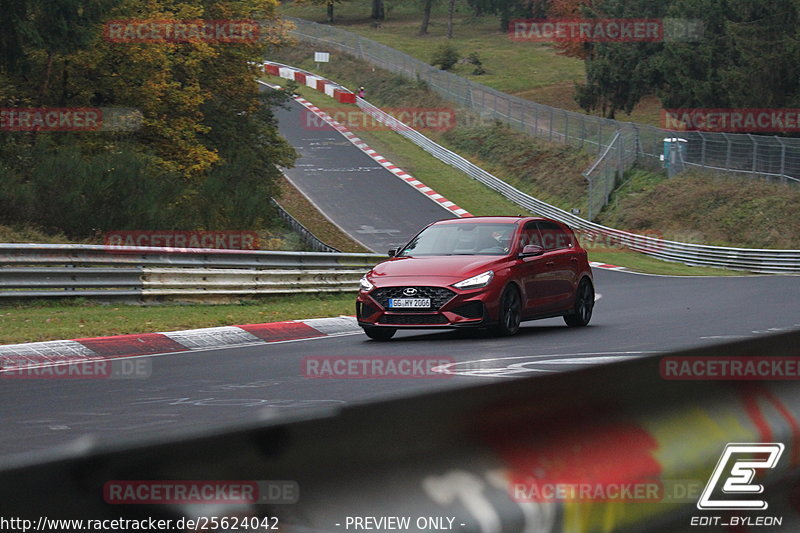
<box><xmin>419</xmin><ymin>0</ymin><xmax>433</xmax><ymax>35</ymax></box>
<box><xmin>327</xmin><ymin>1</ymin><xmax>334</xmax><ymax>23</ymax></box>
<box><xmin>371</xmin><ymin>0</ymin><xmax>385</xmax><ymax>20</ymax></box>
<box><xmin>446</xmin><ymin>0</ymin><xmax>456</xmax><ymax>38</ymax></box>
<box><xmin>499</xmin><ymin>7</ymin><xmax>511</xmax><ymax>32</ymax></box>
<box><xmin>39</xmin><ymin>52</ymin><xmax>54</xmax><ymax>104</ymax></box>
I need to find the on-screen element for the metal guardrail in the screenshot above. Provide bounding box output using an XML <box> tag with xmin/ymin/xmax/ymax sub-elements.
<box><xmin>2</xmin><ymin>330</ymin><xmax>799</xmax><ymax>531</ymax></box>
<box><xmin>142</xmin><ymin>268</ymin><xmax>366</xmax><ymax>296</ymax></box>
<box><xmin>271</xmin><ymin>198</ymin><xmax>342</xmax><ymax>253</ymax></box>
<box><xmin>0</xmin><ymin>244</ymin><xmax>383</xmax><ymax>299</ymax></box>
<box><xmin>355</xmin><ymin>98</ymin><xmax>800</xmax><ymax>273</ymax></box>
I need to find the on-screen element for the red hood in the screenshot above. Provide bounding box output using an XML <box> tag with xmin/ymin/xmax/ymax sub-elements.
<box><xmin>369</xmin><ymin>255</ymin><xmax>506</xmax><ymax>281</ymax></box>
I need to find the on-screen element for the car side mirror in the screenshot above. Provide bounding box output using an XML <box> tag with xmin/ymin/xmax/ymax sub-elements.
<box><xmin>388</xmin><ymin>248</ymin><xmax>398</xmax><ymax>257</ymax></box>
<box><xmin>520</xmin><ymin>244</ymin><xmax>544</xmax><ymax>257</ymax></box>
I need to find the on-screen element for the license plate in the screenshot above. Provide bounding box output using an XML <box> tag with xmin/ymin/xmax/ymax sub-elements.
<box><xmin>388</xmin><ymin>298</ymin><xmax>431</xmax><ymax>308</ymax></box>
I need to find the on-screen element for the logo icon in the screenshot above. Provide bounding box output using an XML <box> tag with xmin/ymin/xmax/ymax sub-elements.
<box><xmin>697</xmin><ymin>443</ymin><xmax>784</xmax><ymax>510</ymax></box>
<box><xmin>403</xmin><ymin>288</ymin><xmax>418</xmax><ymax>296</ymax></box>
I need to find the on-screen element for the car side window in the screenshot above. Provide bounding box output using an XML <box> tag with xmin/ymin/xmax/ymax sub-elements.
<box><xmin>537</xmin><ymin>221</ymin><xmax>573</xmax><ymax>250</ymax></box>
<box><xmin>518</xmin><ymin>222</ymin><xmax>543</xmax><ymax>250</ymax></box>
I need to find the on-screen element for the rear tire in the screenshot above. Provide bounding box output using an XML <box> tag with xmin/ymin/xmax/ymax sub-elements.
<box><xmin>363</xmin><ymin>326</ymin><xmax>396</xmax><ymax>341</ymax></box>
<box><xmin>564</xmin><ymin>278</ymin><xmax>594</xmax><ymax>327</ymax></box>
<box><xmin>493</xmin><ymin>285</ymin><xmax>522</xmax><ymax>336</ymax></box>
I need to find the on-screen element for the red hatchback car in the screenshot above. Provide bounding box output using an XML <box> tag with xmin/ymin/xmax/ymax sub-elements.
<box><xmin>356</xmin><ymin>216</ymin><xmax>595</xmax><ymax>340</ymax></box>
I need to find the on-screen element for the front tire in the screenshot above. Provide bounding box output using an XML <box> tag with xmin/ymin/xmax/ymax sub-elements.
<box><xmin>564</xmin><ymin>278</ymin><xmax>594</xmax><ymax>327</ymax></box>
<box><xmin>363</xmin><ymin>326</ymin><xmax>396</xmax><ymax>341</ymax></box>
<box><xmin>493</xmin><ymin>285</ymin><xmax>522</xmax><ymax>336</ymax></box>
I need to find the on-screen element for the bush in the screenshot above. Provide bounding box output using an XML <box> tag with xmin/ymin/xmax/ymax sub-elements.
<box><xmin>467</xmin><ymin>52</ymin><xmax>486</xmax><ymax>75</ymax></box>
<box><xmin>0</xmin><ymin>138</ymin><xmax>185</xmax><ymax>236</ymax></box>
<box><xmin>430</xmin><ymin>42</ymin><xmax>460</xmax><ymax>71</ymax></box>
<box><xmin>0</xmin><ymin>136</ymin><xmax>281</xmax><ymax>238</ymax></box>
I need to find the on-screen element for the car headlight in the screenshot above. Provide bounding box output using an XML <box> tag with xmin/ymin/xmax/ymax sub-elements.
<box><xmin>453</xmin><ymin>270</ymin><xmax>494</xmax><ymax>290</ymax></box>
<box><xmin>359</xmin><ymin>274</ymin><xmax>374</xmax><ymax>292</ymax></box>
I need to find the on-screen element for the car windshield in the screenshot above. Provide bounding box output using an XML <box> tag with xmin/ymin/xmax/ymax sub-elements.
<box><xmin>398</xmin><ymin>223</ymin><xmax>516</xmax><ymax>257</ymax></box>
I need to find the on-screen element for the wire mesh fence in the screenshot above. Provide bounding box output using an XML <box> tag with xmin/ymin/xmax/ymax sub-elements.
<box><xmin>285</xmin><ymin>17</ymin><xmax>800</xmax><ymax>218</ymax></box>
<box><xmin>581</xmin><ymin>128</ymin><xmax>635</xmax><ymax>220</ymax></box>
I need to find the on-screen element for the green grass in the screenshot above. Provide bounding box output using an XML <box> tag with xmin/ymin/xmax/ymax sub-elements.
<box><xmin>281</xmin><ymin>0</ymin><xmax>585</xmax><ymax>95</ymax></box>
<box><xmin>0</xmin><ymin>294</ymin><xmax>357</xmax><ymax>344</ymax></box>
<box><xmin>598</xmin><ymin>168</ymin><xmax>800</xmax><ymax>250</ymax></box>
<box><xmin>278</xmin><ymin>0</ymin><xmax>665</xmax><ymax>125</ymax></box>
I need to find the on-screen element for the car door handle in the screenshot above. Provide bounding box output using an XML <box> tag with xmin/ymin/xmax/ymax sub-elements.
<box><xmin>545</xmin><ymin>261</ymin><xmax>555</xmax><ymax>266</ymax></box>
<box><xmin>570</xmin><ymin>257</ymin><xmax>578</xmax><ymax>262</ymax></box>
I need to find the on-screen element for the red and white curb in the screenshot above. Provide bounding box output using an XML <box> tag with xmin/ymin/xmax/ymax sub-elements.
<box><xmin>292</xmin><ymin>95</ymin><xmax>470</xmax><ymax>218</ymax></box>
<box><xmin>262</xmin><ymin>60</ymin><xmax>470</xmax><ymax>218</ymax></box>
<box><xmin>589</xmin><ymin>261</ymin><xmax>628</xmax><ymax>272</ymax></box>
<box><xmin>0</xmin><ymin>316</ymin><xmax>362</xmax><ymax>372</ymax></box>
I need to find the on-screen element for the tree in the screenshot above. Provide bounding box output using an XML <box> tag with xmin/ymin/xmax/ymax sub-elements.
<box><xmin>572</xmin><ymin>0</ymin><xmax>668</xmax><ymax>118</ymax></box>
<box><xmin>0</xmin><ymin>0</ymin><xmax>116</xmax><ymax>103</ymax></box>
<box><xmin>0</xmin><ymin>0</ymin><xmax>297</xmax><ymax>234</ymax></box>
<box><xmin>467</xmin><ymin>0</ymin><xmax>538</xmax><ymax>32</ymax></box>
<box><xmin>419</xmin><ymin>0</ymin><xmax>435</xmax><ymax>35</ymax></box>
<box><xmin>572</xmin><ymin>0</ymin><xmax>800</xmax><ymax>121</ymax></box>
<box><xmin>446</xmin><ymin>0</ymin><xmax>456</xmax><ymax>37</ymax></box>
<box><xmin>299</xmin><ymin>0</ymin><xmax>347</xmax><ymax>23</ymax></box>
<box><xmin>658</xmin><ymin>0</ymin><xmax>800</xmax><ymax>110</ymax></box>
<box><xmin>372</xmin><ymin>0</ymin><xmax>385</xmax><ymax>20</ymax></box>
<box><xmin>547</xmin><ymin>0</ymin><xmax>599</xmax><ymax>59</ymax></box>
<box><xmin>575</xmin><ymin>42</ymin><xmax>662</xmax><ymax>118</ymax></box>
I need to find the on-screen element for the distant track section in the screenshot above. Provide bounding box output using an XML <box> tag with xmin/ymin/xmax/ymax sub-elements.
<box><xmin>267</xmin><ymin>86</ymin><xmax>461</xmax><ymax>254</ymax></box>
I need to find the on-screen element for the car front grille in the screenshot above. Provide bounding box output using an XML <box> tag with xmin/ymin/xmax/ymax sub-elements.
<box><xmin>371</xmin><ymin>286</ymin><xmax>456</xmax><ymax>312</ymax></box>
<box><xmin>379</xmin><ymin>314</ymin><xmax>449</xmax><ymax>325</ymax></box>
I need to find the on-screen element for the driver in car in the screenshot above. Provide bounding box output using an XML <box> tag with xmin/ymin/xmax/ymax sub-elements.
<box><xmin>477</xmin><ymin>228</ymin><xmax>513</xmax><ymax>254</ymax></box>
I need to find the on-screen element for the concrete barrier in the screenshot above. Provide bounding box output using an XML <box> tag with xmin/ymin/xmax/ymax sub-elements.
<box><xmin>1</xmin><ymin>331</ymin><xmax>798</xmax><ymax>531</ymax></box>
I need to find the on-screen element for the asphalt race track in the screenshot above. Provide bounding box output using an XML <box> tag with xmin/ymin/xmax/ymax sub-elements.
<box><xmin>2</xmin><ymin>268</ymin><xmax>799</xmax><ymax>459</ymax></box>
<box><xmin>273</xmin><ymin>97</ymin><xmax>456</xmax><ymax>252</ymax></box>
